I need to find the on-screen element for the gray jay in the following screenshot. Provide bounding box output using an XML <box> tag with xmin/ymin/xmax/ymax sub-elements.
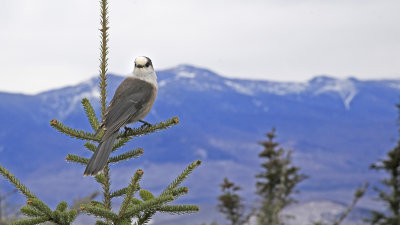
<box><xmin>84</xmin><ymin>56</ymin><xmax>158</xmax><ymax>176</ymax></box>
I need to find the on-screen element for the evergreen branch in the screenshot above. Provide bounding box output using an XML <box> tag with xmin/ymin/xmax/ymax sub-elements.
<box><xmin>332</xmin><ymin>183</ymin><xmax>369</xmax><ymax>225</ymax></box>
<box><xmin>56</xmin><ymin>201</ymin><xmax>68</xmax><ymax>212</ymax></box>
<box><xmin>10</xmin><ymin>216</ymin><xmax>49</xmax><ymax>225</ymax></box>
<box><xmin>98</xmin><ymin>0</ymin><xmax>112</xmax><ymax>212</ymax></box>
<box><xmin>117</xmin><ymin>117</ymin><xmax>180</xmax><ymax>139</ymax></box>
<box><xmin>66</xmin><ymin>154</ymin><xmax>89</xmax><ymax>165</ymax></box>
<box><xmin>102</xmin><ymin>164</ymin><xmax>112</xmax><ymax>211</ymax></box>
<box><xmin>27</xmin><ymin>198</ymin><xmax>52</xmax><ymax>216</ymax></box>
<box><xmin>50</xmin><ymin>119</ymin><xmax>100</xmax><ymax>142</ymax></box>
<box><xmin>119</xmin><ymin>170</ymin><xmax>143</xmax><ymax>218</ymax></box>
<box><xmin>110</xmin><ymin>187</ymin><xmax>128</xmax><ymax>198</ymax></box>
<box><xmin>95</xmin><ymin>221</ymin><xmax>109</xmax><ymax>225</ymax></box>
<box><xmin>111</xmin><ymin>117</ymin><xmax>180</xmax><ymax>152</ymax></box>
<box><xmin>0</xmin><ymin>163</ymin><xmax>36</xmax><ymax>199</ymax></box>
<box><xmin>164</xmin><ymin>187</ymin><xmax>189</xmax><ymax>199</ymax></box>
<box><xmin>124</xmin><ymin>195</ymin><xmax>174</xmax><ymax>219</ymax></box>
<box><xmin>85</xmin><ymin>142</ymin><xmax>97</xmax><ymax>152</ymax></box>
<box><xmin>109</xmin><ymin>148</ymin><xmax>144</xmax><ymax>163</ymax></box>
<box><xmin>130</xmin><ymin>198</ymin><xmax>142</xmax><ymax>205</ymax></box>
<box><xmin>82</xmin><ymin>98</ymin><xmax>100</xmax><ymax>131</ymax></box>
<box><xmin>137</xmin><ymin>213</ymin><xmax>152</xmax><ymax>225</ymax></box>
<box><xmin>95</xmin><ymin>173</ymin><xmax>105</xmax><ymax>185</ymax></box>
<box><xmin>158</xmin><ymin>205</ymin><xmax>200</xmax><ymax>214</ymax></box>
<box><xmin>99</xmin><ymin>0</ymin><xmax>109</xmax><ymax>118</ymax></box>
<box><xmin>52</xmin><ymin>210</ymin><xmax>64</xmax><ymax>224</ymax></box>
<box><xmin>91</xmin><ymin>201</ymin><xmax>106</xmax><ymax>209</ymax></box>
<box><xmin>20</xmin><ymin>205</ymin><xmax>45</xmax><ymax>217</ymax></box>
<box><xmin>81</xmin><ymin>204</ymin><xmax>118</xmax><ymax>221</ymax></box>
<box><xmin>139</xmin><ymin>189</ymin><xmax>154</xmax><ymax>201</ymax></box>
<box><xmin>112</xmin><ymin>137</ymin><xmax>132</xmax><ymax>152</ymax></box>
<box><xmin>67</xmin><ymin>210</ymin><xmax>78</xmax><ymax>224</ymax></box>
<box><xmin>161</xmin><ymin>160</ymin><xmax>201</xmax><ymax>196</ymax></box>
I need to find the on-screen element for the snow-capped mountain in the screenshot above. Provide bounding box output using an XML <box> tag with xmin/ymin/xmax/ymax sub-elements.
<box><xmin>0</xmin><ymin>65</ymin><xmax>398</xmax><ymax>219</ymax></box>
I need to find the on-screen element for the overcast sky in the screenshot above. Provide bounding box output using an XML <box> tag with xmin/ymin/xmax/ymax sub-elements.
<box><xmin>0</xmin><ymin>0</ymin><xmax>399</xmax><ymax>94</ymax></box>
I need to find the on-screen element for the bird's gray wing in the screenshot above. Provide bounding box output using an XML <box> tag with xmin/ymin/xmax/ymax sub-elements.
<box><xmin>101</xmin><ymin>77</ymin><xmax>155</xmax><ymax>138</ymax></box>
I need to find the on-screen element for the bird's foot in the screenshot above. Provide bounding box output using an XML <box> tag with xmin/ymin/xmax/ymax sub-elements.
<box><xmin>123</xmin><ymin>126</ymin><xmax>133</xmax><ymax>137</ymax></box>
<box><xmin>139</xmin><ymin>120</ymin><xmax>152</xmax><ymax>129</ymax></box>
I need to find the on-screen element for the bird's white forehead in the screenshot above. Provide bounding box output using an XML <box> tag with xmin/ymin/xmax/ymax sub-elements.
<box><xmin>135</xmin><ymin>56</ymin><xmax>148</xmax><ymax>65</ymax></box>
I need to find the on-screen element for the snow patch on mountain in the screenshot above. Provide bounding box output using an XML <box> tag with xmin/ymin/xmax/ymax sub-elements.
<box><xmin>59</xmin><ymin>88</ymin><xmax>99</xmax><ymax>119</ymax></box>
<box><xmin>177</xmin><ymin>71</ymin><xmax>196</xmax><ymax>79</ymax></box>
<box><xmin>260</xmin><ymin>82</ymin><xmax>309</xmax><ymax>95</ymax></box>
<box><xmin>38</xmin><ymin>79</ymin><xmax>100</xmax><ymax>119</ymax></box>
<box><xmin>313</xmin><ymin>78</ymin><xmax>358</xmax><ymax>109</ymax></box>
<box><xmin>225</xmin><ymin>80</ymin><xmax>255</xmax><ymax>95</ymax></box>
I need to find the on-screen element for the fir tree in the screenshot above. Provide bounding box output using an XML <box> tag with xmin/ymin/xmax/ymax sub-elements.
<box><xmin>366</xmin><ymin>104</ymin><xmax>400</xmax><ymax>225</ymax></box>
<box><xmin>217</xmin><ymin>178</ymin><xmax>246</xmax><ymax>225</ymax></box>
<box><xmin>255</xmin><ymin>128</ymin><xmax>308</xmax><ymax>225</ymax></box>
<box><xmin>0</xmin><ymin>0</ymin><xmax>201</xmax><ymax>224</ymax></box>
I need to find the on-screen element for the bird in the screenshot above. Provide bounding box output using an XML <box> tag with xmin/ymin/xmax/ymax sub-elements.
<box><xmin>84</xmin><ymin>56</ymin><xmax>158</xmax><ymax>176</ymax></box>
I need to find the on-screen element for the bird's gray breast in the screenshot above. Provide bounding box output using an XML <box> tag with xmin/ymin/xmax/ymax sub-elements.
<box><xmin>102</xmin><ymin>77</ymin><xmax>157</xmax><ymax>133</ymax></box>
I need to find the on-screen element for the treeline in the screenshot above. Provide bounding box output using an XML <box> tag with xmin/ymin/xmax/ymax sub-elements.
<box><xmin>202</xmin><ymin>105</ymin><xmax>400</xmax><ymax>225</ymax></box>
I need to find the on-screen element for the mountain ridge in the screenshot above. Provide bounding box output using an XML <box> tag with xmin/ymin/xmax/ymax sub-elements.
<box><xmin>0</xmin><ymin>65</ymin><xmax>398</xmax><ymax>217</ymax></box>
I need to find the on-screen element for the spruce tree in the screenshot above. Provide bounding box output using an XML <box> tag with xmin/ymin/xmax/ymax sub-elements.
<box><xmin>0</xmin><ymin>0</ymin><xmax>201</xmax><ymax>224</ymax></box>
<box><xmin>255</xmin><ymin>128</ymin><xmax>307</xmax><ymax>225</ymax></box>
<box><xmin>217</xmin><ymin>178</ymin><xmax>246</xmax><ymax>225</ymax></box>
<box><xmin>367</xmin><ymin>104</ymin><xmax>400</xmax><ymax>225</ymax></box>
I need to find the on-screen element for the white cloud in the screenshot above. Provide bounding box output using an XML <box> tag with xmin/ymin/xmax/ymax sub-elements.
<box><xmin>0</xmin><ymin>0</ymin><xmax>399</xmax><ymax>94</ymax></box>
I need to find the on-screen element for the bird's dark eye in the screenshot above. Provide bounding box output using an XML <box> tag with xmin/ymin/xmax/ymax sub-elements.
<box><xmin>145</xmin><ymin>61</ymin><xmax>151</xmax><ymax>67</ymax></box>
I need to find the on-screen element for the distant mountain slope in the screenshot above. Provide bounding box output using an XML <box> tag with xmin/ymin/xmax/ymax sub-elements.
<box><xmin>0</xmin><ymin>65</ymin><xmax>398</xmax><ymax>210</ymax></box>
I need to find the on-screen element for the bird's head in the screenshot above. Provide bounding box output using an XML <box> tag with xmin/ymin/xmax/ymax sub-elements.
<box><xmin>133</xmin><ymin>56</ymin><xmax>157</xmax><ymax>85</ymax></box>
<box><xmin>134</xmin><ymin>56</ymin><xmax>153</xmax><ymax>71</ymax></box>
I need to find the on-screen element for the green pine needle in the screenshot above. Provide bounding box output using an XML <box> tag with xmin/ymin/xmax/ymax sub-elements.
<box><xmin>95</xmin><ymin>220</ymin><xmax>109</xmax><ymax>225</ymax></box>
<box><xmin>56</xmin><ymin>201</ymin><xmax>68</xmax><ymax>212</ymax></box>
<box><xmin>50</xmin><ymin>119</ymin><xmax>99</xmax><ymax>142</ymax></box>
<box><xmin>66</xmin><ymin>154</ymin><xmax>89</xmax><ymax>165</ymax></box>
<box><xmin>82</xmin><ymin>98</ymin><xmax>100</xmax><ymax>131</ymax></box>
<box><xmin>99</xmin><ymin>0</ymin><xmax>109</xmax><ymax>118</ymax></box>
<box><xmin>0</xmin><ymin>163</ymin><xmax>36</xmax><ymax>199</ymax></box>
<box><xmin>90</xmin><ymin>201</ymin><xmax>106</xmax><ymax>209</ymax></box>
<box><xmin>112</xmin><ymin>137</ymin><xmax>132</xmax><ymax>152</ymax></box>
<box><xmin>27</xmin><ymin>198</ymin><xmax>52</xmax><ymax>216</ymax></box>
<box><xmin>139</xmin><ymin>189</ymin><xmax>155</xmax><ymax>201</ymax></box>
<box><xmin>67</xmin><ymin>210</ymin><xmax>78</xmax><ymax>223</ymax></box>
<box><xmin>110</xmin><ymin>187</ymin><xmax>128</xmax><ymax>198</ymax></box>
<box><xmin>161</xmin><ymin>160</ymin><xmax>201</xmax><ymax>196</ymax></box>
<box><xmin>158</xmin><ymin>205</ymin><xmax>200</xmax><ymax>214</ymax></box>
<box><xmin>52</xmin><ymin>210</ymin><xmax>63</xmax><ymax>224</ymax></box>
<box><xmin>20</xmin><ymin>206</ymin><xmax>45</xmax><ymax>217</ymax></box>
<box><xmin>84</xmin><ymin>142</ymin><xmax>97</xmax><ymax>152</ymax></box>
<box><xmin>111</xmin><ymin>117</ymin><xmax>179</xmax><ymax>152</ymax></box>
<box><xmin>164</xmin><ymin>187</ymin><xmax>189</xmax><ymax>199</ymax></box>
<box><xmin>119</xmin><ymin>170</ymin><xmax>143</xmax><ymax>217</ymax></box>
<box><xmin>109</xmin><ymin>148</ymin><xmax>143</xmax><ymax>163</ymax></box>
<box><xmin>95</xmin><ymin>173</ymin><xmax>106</xmax><ymax>185</ymax></box>
<box><xmin>117</xmin><ymin>117</ymin><xmax>180</xmax><ymax>139</ymax></box>
<box><xmin>81</xmin><ymin>204</ymin><xmax>118</xmax><ymax>221</ymax></box>
<box><xmin>124</xmin><ymin>195</ymin><xmax>174</xmax><ymax>219</ymax></box>
<box><xmin>130</xmin><ymin>198</ymin><xmax>142</xmax><ymax>205</ymax></box>
<box><xmin>10</xmin><ymin>216</ymin><xmax>49</xmax><ymax>225</ymax></box>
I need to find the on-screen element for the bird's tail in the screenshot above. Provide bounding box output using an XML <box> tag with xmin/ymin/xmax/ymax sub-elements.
<box><xmin>84</xmin><ymin>131</ymin><xmax>118</xmax><ymax>176</ymax></box>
